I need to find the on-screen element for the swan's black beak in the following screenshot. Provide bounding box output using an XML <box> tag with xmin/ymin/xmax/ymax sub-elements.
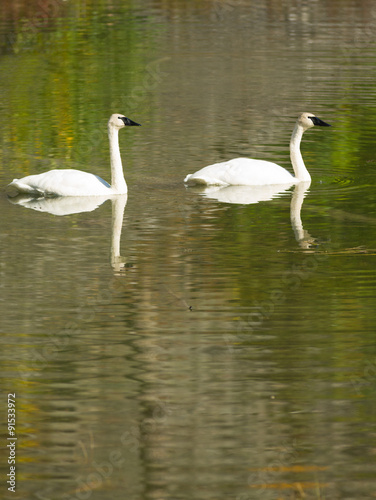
<box><xmin>309</xmin><ymin>116</ymin><xmax>331</xmax><ymax>127</ymax></box>
<box><xmin>119</xmin><ymin>116</ymin><xmax>141</xmax><ymax>126</ymax></box>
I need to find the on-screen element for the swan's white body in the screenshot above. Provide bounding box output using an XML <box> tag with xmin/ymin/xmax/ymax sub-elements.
<box><xmin>185</xmin><ymin>158</ymin><xmax>296</xmax><ymax>187</ymax></box>
<box><xmin>7</xmin><ymin>114</ymin><xmax>140</xmax><ymax>197</ymax></box>
<box><xmin>8</xmin><ymin>169</ymin><xmax>115</xmax><ymax>197</ymax></box>
<box><xmin>184</xmin><ymin>113</ymin><xmax>330</xmax><ymax>187</ymax></box>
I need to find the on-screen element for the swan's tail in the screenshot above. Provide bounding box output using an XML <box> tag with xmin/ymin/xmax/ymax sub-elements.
<box><xmin>184</xmin><ymin>174</ymin><xmax>198</xmax><ymax>185</ymax></box>
<box><xmin>7</xmin><ymin>179</ymin><xmax>43</xmax><ymax>197</ymax></box>
<box><xmin>184</xmin><ymin>173</ymin><xmax>227</xmax><ymax>187</ymax></box>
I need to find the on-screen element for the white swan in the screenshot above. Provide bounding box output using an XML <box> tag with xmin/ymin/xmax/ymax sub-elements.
<box><xmin>7</xmin><ymin>114</ymin><xmax>140</xmax><ymax>197</ymax></box>
<box><xmin>184</xmin><ymin>112</ymin><xmax>330</xmax><ymax>187</ymax></box>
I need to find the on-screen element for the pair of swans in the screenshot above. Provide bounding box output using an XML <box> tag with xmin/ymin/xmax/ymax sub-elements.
<box><xmin>9</xmin><ymin>113</ymin><xmax>325</xmax><ymax>270</ymax></box>
<box><xmin>7</xmin><ymin>112</ymin><xmax>330</xmax><ymax>198</ymax></box>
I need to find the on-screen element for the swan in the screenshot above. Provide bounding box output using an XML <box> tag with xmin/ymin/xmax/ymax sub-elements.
<box><xmin>184</xmin><ymin>112</ymin><xmax>330</xmax><ymax>187</ymax></box>
<box><xmin>7</xmin><ymin>114</ymin><xmax>140</xmax><ymax>197</ymax></box>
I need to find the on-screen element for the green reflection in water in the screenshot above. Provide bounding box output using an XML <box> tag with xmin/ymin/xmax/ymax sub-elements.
<box><xmin>0</xmin><ymin>0</ymin><xmax>165</xmax><ymax>177</ymax></box>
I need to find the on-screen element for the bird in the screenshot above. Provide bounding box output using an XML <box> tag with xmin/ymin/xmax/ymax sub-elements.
<box><xmin>7</xmin><ymin>114</ymin><xmax>141</xmax><ymax>197</ymax></box>
<box><xmin>184</xmin><ymin>112</ymin><xmax>330</xmax><ymax>187</ymax></box>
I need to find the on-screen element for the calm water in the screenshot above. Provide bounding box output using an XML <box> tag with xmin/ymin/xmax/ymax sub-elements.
<box><xmin>1</xmin><ymin>1</ymin><xmax>376</xmax><ymax>499</ymax></box>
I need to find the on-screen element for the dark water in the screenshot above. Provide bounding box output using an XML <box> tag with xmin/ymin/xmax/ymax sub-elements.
<box><xmin>1</xmin><ymin>1</ymin><xmax>376</xmax><ymax>499</ymax></box>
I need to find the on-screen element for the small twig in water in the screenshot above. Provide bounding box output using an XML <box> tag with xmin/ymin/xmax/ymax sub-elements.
<box><xmin>161</xmin><ymin>285</ymin><xmax>193</xmax><ymax>311</ymax></box>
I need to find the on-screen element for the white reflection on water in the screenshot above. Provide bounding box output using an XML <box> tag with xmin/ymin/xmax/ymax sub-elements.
<box><xmin>187</xmin><ymin>182</ymin><xmax>294</xmax><ymax>204</ymax></box>
<box><xmin>8</xmin><ymin>194</ymin><xmax>128</xmax><ymax>272</ymax></box>
<box><xmin>188</xmin><ymin>181</ymin><xmax>315</xmax><ymax>248</ymax></box>
<box><xmin>8</xmin><ymin>194</ymin><xmax>111</xmax><ymax>215</ymax></box>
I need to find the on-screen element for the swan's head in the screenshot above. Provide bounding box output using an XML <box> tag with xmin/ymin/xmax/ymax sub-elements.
<box><xmin>108</xmin><ymin>114</ymin><xmax>141</xmax><ymax>129</ymax></box>
<box><xmin>298</xmin><ymin>112</ymin><xmax>331</xmax><ymax>130</ymax></box>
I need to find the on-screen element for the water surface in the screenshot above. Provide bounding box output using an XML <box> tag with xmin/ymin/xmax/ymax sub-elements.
<box><xmin>1</xmin><ymin>1</ymin><xmax>376</xmax><ymax>499</ymax></box>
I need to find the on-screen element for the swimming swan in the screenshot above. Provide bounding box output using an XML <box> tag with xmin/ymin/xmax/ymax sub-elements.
<box><xmin>7</xmin><ymin>114</ymin><xmax>140</xmax><ymax>197</ymax></box>
<box><xmin>184</xmin><ymin>112</ymin><xmax>330</xmax><ymax>187</ymax></box>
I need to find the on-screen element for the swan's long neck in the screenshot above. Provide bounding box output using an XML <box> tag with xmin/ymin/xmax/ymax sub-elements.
<box><xmin>289</xmin><ymin>123</ymin><xmax>311</xmax><ymax>182</ymax></box>
<box><xmin>108</xmin><ymin>125</ymin><xmax>127</xmax><ymax>193</ymax></box>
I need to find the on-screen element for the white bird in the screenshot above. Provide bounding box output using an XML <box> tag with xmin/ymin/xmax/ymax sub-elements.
<box><xmin>7</xmin><ymin>114</ymin><xmax>140</xmax><ymax>197</ymax></box>
<box><xmin>184</xmin><ymin>112</ymin><xmax>330</xmax><ymax>187</ymax></box>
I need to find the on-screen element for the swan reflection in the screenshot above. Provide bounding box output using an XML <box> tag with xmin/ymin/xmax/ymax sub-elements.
<box><xmin>191</xmin><ymin>181</ymin><xmax>314</xmax><ymax>248</ymax></box>
<box><xmin>8</xmin><ymin>194</ymin><xmax>111</xmax><ymax>216</ymax></box>
<box><xmin>8</xmin><ymin>194</ymin><xmax>128</xmax><ymax>271</ymax></box>
<box><xmin>190</xmin><ymin>182</ymin><xmax>294</xmax><ymax>204</ymax></box>
<box><xmin>289</xmin><ymin>182</ymin><xmax>316</xmax><ymax>249</ymax></box>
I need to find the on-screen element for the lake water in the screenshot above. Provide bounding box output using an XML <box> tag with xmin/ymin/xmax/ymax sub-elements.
<box><xmin>1</xmin><ymin>1</ymin><xmax>376</xmax><ymax>499</ymax></box>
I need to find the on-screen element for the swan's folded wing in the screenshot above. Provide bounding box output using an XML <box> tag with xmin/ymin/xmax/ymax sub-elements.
<box><xmin>184</xmin><ymin>158</ymin><xmax>295</xmax><ymax>186</ymax></box>
<box><xmin>8</xmin><ymin>179</ymin><xmax>44</xmax><ymax>196</ymax></box>
<box><xmin>7</xmin><ymin>169</ymin><xmax>111</xmax><ymax>197</ymax></box>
